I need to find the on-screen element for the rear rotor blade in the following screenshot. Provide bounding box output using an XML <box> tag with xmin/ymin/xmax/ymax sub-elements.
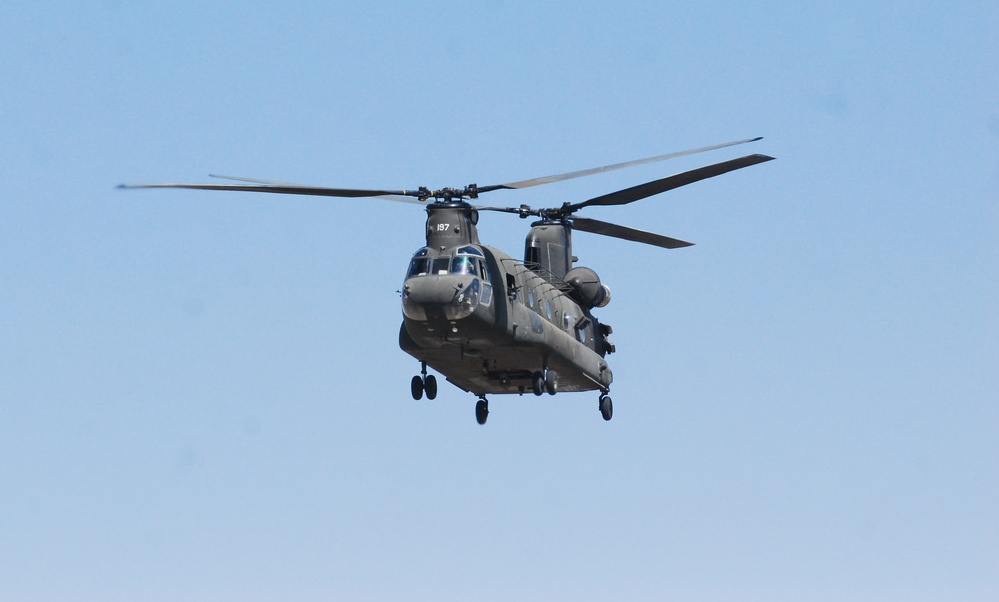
<box><xmin>566</xmin><ymin>154</ymin><xmax>774</xmax><ymax>212</ymax></box>
<box><xmin>476</xmin><ymin>137</ymin><xmax>764</xmax><ymax>193</ymax></box>
<box><xmin>475</xmin><ymin>204</ymin><xmax>539</xmax><ymax>218</ymax></box>
<box><xmin>571</xmin><ymin>216</ymin><xmax>694</xmax><ymax>249</ymax></box>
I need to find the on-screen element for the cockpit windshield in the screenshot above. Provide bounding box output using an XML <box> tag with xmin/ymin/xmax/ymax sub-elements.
<box><xmin>406</xmin><ymin>246</ymin><xmax>487</xmax><ymax>279</ymax></box>
<box><xmin>431</xmin><ymin>257</ymin><xmax>450</xmax><ymax>275</ymax></box>
<box><xmin>407</xmin><ymin>257</ymin><xmax>428</xmax><ymax>277</ymax></box>
<box><xmin>451</xmin><ymin>256</ymin><xmax>476</xmax><ymax>275</ymax></box>
<box><xmin>407</xmin><ymin>255</ymin><xmax>449</xmax><ymax>277</ymax></box>
<box><xmin>406</xmin><ymin>248</ymin><xmax>429</xmax><ymax>277</ymax></box>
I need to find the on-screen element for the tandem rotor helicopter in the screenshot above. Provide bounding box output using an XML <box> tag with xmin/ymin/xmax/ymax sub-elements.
<box><xmin>121</xmin><ymin>137</ymin><xmax>773</xmax><ymax>425</ymax></box>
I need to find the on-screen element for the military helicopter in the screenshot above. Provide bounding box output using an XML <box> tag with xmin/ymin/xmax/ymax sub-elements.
<box><xmin>121</xmin><ymin>137</ymin><xmax>773</xmax><ymax>424</ymax></box>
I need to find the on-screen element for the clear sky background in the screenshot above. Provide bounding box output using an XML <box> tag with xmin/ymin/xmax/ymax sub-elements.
<box><xmin>2</xmin><ymin>2</ymin><xmax>996</xmax><ymax>600</ymax></box>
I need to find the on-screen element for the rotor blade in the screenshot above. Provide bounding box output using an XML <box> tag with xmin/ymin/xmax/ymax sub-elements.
<box><xmin>209</xmin><ymin>173</ymin><xmax>302</xmax><ymax>186</ymax></box>
<box><xmin>474</xmin><ymin>204</ymin><xmax>539</xmax><ymax>217</ymax></box>
<box><xmin>566</xmin><ymin>153</ymin><xmax>775</xmax><ymax>212</ymax></box>
<box><xmin>476</xmin><ymin>137</ymin><xmax>763</xmax><ymax>193</ymax></box>
<box><xmin>571</xmin><ymin>216</ymin><xmax>694</xmax><ymax>249</ymax></box>
<box><xmin>117</xmin><ymin>181</ymin><xmax>422</xmax><ymax>203</ymax></box>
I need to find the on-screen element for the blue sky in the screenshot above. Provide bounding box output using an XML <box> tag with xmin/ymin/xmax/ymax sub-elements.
<box><xmin>2</xmin><ymin>1</ymin><xmax>996</xmax><ymax>600</ymax></box>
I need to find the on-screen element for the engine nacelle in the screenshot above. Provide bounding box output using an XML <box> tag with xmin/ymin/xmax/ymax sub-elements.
<box><xmin>564</xmin><ymin>267</ymin><xmax>611</xmax><ymax>308</ymax></box>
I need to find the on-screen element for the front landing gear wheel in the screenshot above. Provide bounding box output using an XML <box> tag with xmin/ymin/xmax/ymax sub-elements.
<box><xmin>424</xmin><ymin>374</ymin><xmax>437</xmax><ymax>400</ymax></box>
<box><xmin>599</xmin><ymin>395</ymin><xmax>613</xmax><ymax>421</ymax></box>
<box><xmin>412</xmin><ymin>363</ymin><xmax>436</xmax><ymax>401</ymax></box>
<box><xmin>475</xmin><ymin>398</ymin><xmax>489</xmax><ymax>425</ymax></box>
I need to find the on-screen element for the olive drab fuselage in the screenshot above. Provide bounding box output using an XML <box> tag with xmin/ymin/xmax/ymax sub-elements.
<box><xmin>399</xmin><ymin>201</ymin><xmax>614</xmax><ymax>396</ymax></box>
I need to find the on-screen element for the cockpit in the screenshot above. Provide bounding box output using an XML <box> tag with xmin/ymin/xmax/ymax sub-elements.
<box><xmin>402</xmin><ymin>245</ymin><xmax>493</xmax><ymax>321</ymax></box>
<box><xmin>406</xmin><ymin>246</ymin><xmax>487</xmax><ymax>279</ymax></box>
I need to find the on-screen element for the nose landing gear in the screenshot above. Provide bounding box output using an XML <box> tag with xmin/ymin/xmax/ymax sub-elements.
<box><xmin>411</xmin><ymin>363</ymin><xmax>437</xmax><ymax>400</ymax></box>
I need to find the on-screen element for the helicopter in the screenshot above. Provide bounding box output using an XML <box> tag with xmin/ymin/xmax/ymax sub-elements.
<box><xmin>120</xmin><ymin>137</ymin><xmax>773</xmax><ymax>424</ymax></box>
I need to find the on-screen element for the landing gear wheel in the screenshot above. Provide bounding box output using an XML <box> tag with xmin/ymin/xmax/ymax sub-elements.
<box><xmin>424</xmin><ymin>374</ymin><xmax>438</xmax><ymax>400</ymax></box>
<box><xmin>544</xmin><ymin>370</ymin><xmax>558</xmax><ymax>396</ymax></box>
<box><xmin>599</xmin><ymin>395</ymin><xmax>613</xmax><ymax>421</ymax></box>
<box><xmin>475</xmin><ymin>398</ymin><xmax>489</xmax><ymax>425</ymax></box>
<box><xmin>411</xmin><ymin>375</ymin><xmax>424</xmax><ymax>400</ymax></box>
<box><xmin>531</xmin><ymin>372</ymin><xmax>545</xmax><ymax>396</ymax></box>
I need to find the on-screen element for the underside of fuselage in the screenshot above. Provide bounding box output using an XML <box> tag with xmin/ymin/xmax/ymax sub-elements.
<box><xmin>399</xmin><ymin>320</ymin><xmax>611</xmax><ymax>396</ymax></box>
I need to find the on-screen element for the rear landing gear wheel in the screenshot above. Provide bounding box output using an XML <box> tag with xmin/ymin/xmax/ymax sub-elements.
<box><xmin>599</xmin><ymin>395</ymin><xmax>613</xmax><ymax>421</ymax></box>
<box><xmin>545</xmin><ymin>370</ymin><xmax>558</xmax><ymax>396</ymax></box>
<box><xmin>411</xmin><ymin>375</ymin><xmax>424</xmax><ymax>400</ymax></box>
<box><xmin>531</xmin><ymin>372</ymin><xmax>545</xmax><ymax>396</ymax></box>
<box><xmin>424</xmin><ymin>374</ymin><xmax>437</xmax><ymax>400</ymax></box>
<box><xmin>475</xmin><ymin>398</ymin><xmax>489</xmax><ymax>425</ymax></box>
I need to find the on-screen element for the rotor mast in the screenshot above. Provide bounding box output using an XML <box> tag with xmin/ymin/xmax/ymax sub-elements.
<box><xmin>525</xmin><ymin>219</ymin><xmax>573</xmax><ymax>281</ymax></box>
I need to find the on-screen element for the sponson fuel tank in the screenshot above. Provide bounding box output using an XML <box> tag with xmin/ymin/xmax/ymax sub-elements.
<box><xmin>564</xmin><ymin>266</ymin><xmax>611</xmax><ymax>308</ymax></box>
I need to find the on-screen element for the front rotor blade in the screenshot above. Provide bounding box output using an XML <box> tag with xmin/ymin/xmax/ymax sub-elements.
<box><xmin>567</xmin><ymin>154</ymin><xmax>775</xmax><ymax>212</ymax></box>
<box><xmin>476</xmin><ymin>137</ymin><xmax>764</xmax><ymax>193</ymax></box>
<box><xmin>571</xmin><ymin>216</ymin><xmax>694</xmax><ymax>249</ymax></box>
<box><xmin>208</xmin><ymin>174</ymin><xmax>301</xmax><ymax>186</ymax></box>
<box><xmin>117</xmin><ymin>182</ymin><xmax>421</xmax><ymax>203</ymax></box>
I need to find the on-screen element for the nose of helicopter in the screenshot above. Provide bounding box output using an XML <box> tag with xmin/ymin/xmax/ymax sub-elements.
<box><xmin>402</xmin><ymin>275</ymin><xmax>481</xmax><ymax>322</ymax></box>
